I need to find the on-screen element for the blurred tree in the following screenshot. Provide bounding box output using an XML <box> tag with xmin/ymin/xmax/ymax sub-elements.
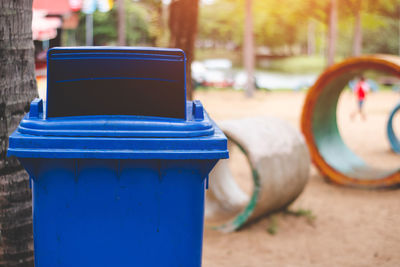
<box><xmin>296</xmin><ymin>0</ymin><xmax>338</xmax><ymax>65</ymax></box>
<box><xmin>244</xmin><ymin>0</ymin><xmax>255</xmax><ymax>97</ymax></box>
<box><xmin>0</xmin><ymin>0</ymin><xmax>37</xmax><ymax>266</ymax></box>
<box><xmin>198</xmin><ymin>0</ymin><xmax>243</xmax><ymax>47</ymax></box>
<box><xmin>118</xmin><ymin>0</ymin><xmax>126</xmax><ymax>45</ymax></box>
<box><xmin>333</xmin><ymin>0</ymin><xmax>394</xmax><ymax>57</ymax></box>
<box><xmin>343</xmin><ymin>0</ymin><xmax>363</xmax><ymax>56</ymax></box>
<box><xmin>369</xmin><ymin>0</ymin><xmax>400</xmax><ymax>55</ymax></box>
<box><xmin>328</xmin><ymin>0</ymin><xmax>400</xmax><ymax>56</ymax></box>
<box><xmin>362</xmin><ymin>13</ymin><xmax>400</xmax><ymax>54</ymax></box>
<box><xmin>254</xmin><ymin>0</ymin><xmax>308</xmax><ymax>51</ymax></box>
<box><xmin>144</xmin><ymin>0</ymin><xmax>166</xmax><ymax>46</ymax></box>
<box><xmin>341</xmin><ymin>0</ymin><xmax>382</xmax><ymax>56</ymax></box>
<box><xmin>169</xmin><ymin>0</ymin><xmax>199</xmax><ymax>100</ymax></box>
<box><xmin>197</xmin><ymin>0</ymin><xmax>400</xmax><ymax>67</ymax></box>
<box><xmin>76</xmin><ymin>1</ymin><xmax>158</xmax><ymax>46</ymax></box>
<box><xmin>198</xmin><ymin>0</ymin><xmax>309</xmax><ymax>51</ymax></box>
<box><xmin>370</xmin><ymin>0</ymin><xmax>400</xmax><ymax>18</ymax></box>
<box><xmin>327</xmin><ymin>0</ymin><xmax>338</xmax><ymax>65</ymax></box>
<box><xmin>308</xmin><ymin>19</ymin><xmax>317</xmax><ymax>56</ymax></box>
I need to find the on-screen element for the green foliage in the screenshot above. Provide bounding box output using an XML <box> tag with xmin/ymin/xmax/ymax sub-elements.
<box><xmin>75</xmin><ymin>0</ymin><xmax>159</xmax><ymax>46</ymax></box>
<box><xmin>253</xmin><ymin>0</ymin><xmax>308</xmax><ymax>48</ymax></box>
<box><xmin>68</xmin><ymin>0</ymin><xmax>400</xmax><ymax>59</ymax></box>
<box><xmin>198</xmin><ymin>0</ymin><xmax>400</xmax><ymax>58</ymax></box>
<box><xmin>264</xmin><ymin>55</ymin><xmax>331</xmax><ymax>73</ymax></box>
<box><xmin>363</xmin><ymin>15</ymin><xmax>400</xmax><ymax>54</ymax></box>
<box><xmin>264</xmin><ymin>208</ymin><xmax>316</xmax><ymax>235</ymax></box>
<box><xmin>195</xmin><ymin>47</ymin><xmax>242</xmax><ymax>66</ymax></box>
<box><xmin>266</xmin><ymin>215</ymin><xmax>278</xmax><ymax>235</ymax></box>
<box><xmin>198</xmin><ymin>0</ymin><xmax>244</xmax><ymax>46</ymax></box>
<box><xmin>69</xmin><ymin>0</ymin><xmax>400</xmax><ymax>63</ymax></box>
<box><xmin>92</xmin><ymin>10</ymin><xmax>117</xmax><ymax>45</ymax></box>
<box><xmin>335</xmin><ymin>3</ymin><xmax>394</xmax><ymax>56</ymax></box>
<box><xmin>198</xmin><ymin>0</ymin><xmax>309</xmax><ymax>49</ymax></box>
<box><xmin>125</xmin><ymin>2</ymin><xmax>156</xmax><ymax>45</ymax></box>
<box><xmin>284</xmin><ymin>208</ymin><xmax>316</xmax><ymax>225</ymax></box>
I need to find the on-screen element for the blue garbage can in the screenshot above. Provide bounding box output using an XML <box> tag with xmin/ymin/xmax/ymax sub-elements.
<box><xmin>8</xmin><ymin>47</ymin><xmax>228</xmax><ymax>267</ymax></box>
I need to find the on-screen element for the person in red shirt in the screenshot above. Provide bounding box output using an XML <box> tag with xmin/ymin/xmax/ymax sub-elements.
<box><xmin>351</xmin><ymin>76</ymin><xmax>370</xmax><ymax>120</ymax></box>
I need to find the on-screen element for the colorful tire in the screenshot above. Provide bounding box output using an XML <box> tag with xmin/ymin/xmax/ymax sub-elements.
<box><xmin>387</xmin><ymin>102</ymin><xmax>400</xmax><ymax>154</ymax></box>
<box><xmin>301</xmin><ymin>55</ymin><xmax>400</xmax><ymax>188</ymax></box>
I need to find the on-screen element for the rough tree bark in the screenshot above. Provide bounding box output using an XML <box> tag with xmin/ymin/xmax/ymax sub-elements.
<box><xmin>0</xmin><ymin>0</ymin><xmax>37</xmax><ymax>266</ymax></box>
<box><xmin>327</xmin><ymin>0</ymin><xmax>337</xmax><ymax>66</ymax></box>
<box><xmin>168</xmin><ymin>0</ymin><xmax>199</xmax><ymax>100</ymax></box>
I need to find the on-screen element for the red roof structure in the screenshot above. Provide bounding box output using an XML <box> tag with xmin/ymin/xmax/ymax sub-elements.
<box><xmin>32</xmin><ymin>0</ymin><xmax>82</xmax><ymax>41</ymax></box>
<box><xmin>33</xmin><ymin>0</ymin><xmax>81</xmax><ymax>15</ymax></box>
<box><xmin>32</xmin><ymin>10</ymin><xmax>62</xmax><ymax>41</ymax></box>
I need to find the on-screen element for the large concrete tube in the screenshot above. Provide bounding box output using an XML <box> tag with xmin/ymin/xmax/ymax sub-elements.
<box><xmin>205</xmin><ymin>117</ymin><xmax>310</xmax><ymax>232</ymax></box>
<box><xmin>301</xmin><ymin>55</ymin><xmax>400</xmax><ymax>188</ymax></box>
<box><xmin>387</xmin><ymin>102</ymin><xmax>400</xmax><ymax>154</ymax></box>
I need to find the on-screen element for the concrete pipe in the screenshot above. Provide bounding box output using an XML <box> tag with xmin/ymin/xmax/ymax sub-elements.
<box><xmin>301</xmin><ymin>55</ymin><xmax>400</xmax><ymax>188</ymax></box>
<box><xmin>205</xmin><ymin>117</ymin><xmax>310</xmax><ymax>232</ymax></box>
<box><xmin>387</xmin><ymin>102</ymin><xmax>400</xmax><ymax>154</ymax></box>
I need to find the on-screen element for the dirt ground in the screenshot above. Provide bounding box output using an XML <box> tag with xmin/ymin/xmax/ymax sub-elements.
<box><xmin>195</xmin><ymin>89</ymin><xmax>400</xmax><ymax>267</ymax></box>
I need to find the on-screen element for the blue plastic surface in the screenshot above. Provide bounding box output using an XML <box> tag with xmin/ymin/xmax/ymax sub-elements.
<box><xmin>8</xmin><ymin>100</ymin><xmax>227</xmax><ymax>159</ymax></box>
<box><xmin>387</xmin><ymin>102</ymin><xmax>400</xmax><ymax>153</ymax></box>
<box><xmin>8</xmin><ymin>47</ymin><xmax>228</xmax><ymax>267</ymax></box>
<box><xmin>22</xmin><ymin>158</ymin><xmax>216</xmax><ymax>267</ymax></box>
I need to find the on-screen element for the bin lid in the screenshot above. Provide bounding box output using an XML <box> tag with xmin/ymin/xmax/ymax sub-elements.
<box><xmin>46</xmin><ymin>47</ymin><xmax>187</xmax><ymax>119</ymax></box>
<box><xmin>7</xmin><ymin>47</ymin><xmax>228</xmax><ymax>160</ymax></box>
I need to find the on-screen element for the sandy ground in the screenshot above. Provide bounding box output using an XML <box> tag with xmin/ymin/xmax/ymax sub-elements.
<box><xmin>195</xmin><ymin>89</ymin><xmax>400</xmax><ymax>267</ymax></box>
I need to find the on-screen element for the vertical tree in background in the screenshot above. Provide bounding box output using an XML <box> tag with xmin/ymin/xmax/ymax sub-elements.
<box><xmin>343</xmin><ymin>0</ymin><xmax>363</xmax><ymax>56</ymax></box>
<box><xmin>0</xmin><ymin>0</ymin><xmax>37</xmax><ymax>266</ymax></box>
<box><xmin>307</xmin><ymin>19</ymin><xmax>316</xmax><ymax>56</ymax></box>
<box><xmin>327</xmin><ymin>0</ymin><xmax>338</xmax><ymax>66</ymax></box>
<box><xmin>118</xmin><ymin>0</ymin><xmax>126</xmax><ymax>45</ymax></box>
<box><xmin>369</xmin><ymin>0</ymin><xmax>400</xmax><ymax>55</ymax></box>
<box><xmin>169</xmin><ymin>0</ymin><xmax>199</xmax><ymax>100</ymax></box>
<box><xmin>397</xmin><ymin>4</ymin><xmax>400</xmax><ymax>56</ymax></box>
<box><xmin>352</xmin><ymin>0</ymin><xmax>362</xmax><ymax>56</ymax></box>
<box><xmin>244</xmin><ymin>0</ymin><xmax>255</xmax><ymax>97</ymax></box>
<box><xmin>298</xmin><ymin>0</ymin><xmax>337</xmax><ymax>66</ymax></box>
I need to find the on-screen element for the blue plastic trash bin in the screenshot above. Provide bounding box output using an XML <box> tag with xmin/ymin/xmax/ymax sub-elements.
<box><xmin>8</xmin><ymin>47</ymin><xmax>228</xmax><ymax>267</ymax></box>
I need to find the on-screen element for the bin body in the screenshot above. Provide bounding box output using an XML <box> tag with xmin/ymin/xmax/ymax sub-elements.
<box><xmin>24</xmin><ymin>158</ymin><xmax>215</xmax><ymax>266</ymax></box>
<box><xmin>8</xmin><ymin>47</ymin><xmax>228</xmax><ymax>267</ymax></box>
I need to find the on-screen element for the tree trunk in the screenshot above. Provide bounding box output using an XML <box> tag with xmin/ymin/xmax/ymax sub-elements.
<box><xmin>244</xmin><ymin>0</ymin><xmax>255</xmax><ymax>97</ymax></box>
<box><xmin>117</xmin><ymin>0</ymin><xmax>126</xmax><ymax>46</ymax></box>
<box><xmin>397</xmin><ymin>5</ymin><xmax>400</xmax><ymax>56</ymax></box>
<box><xmin>0</xmin><ymin>0</ymin><xmax>37</xmax><ymax>266</ymax></box>
<box><xmin>168</xmin><ymin>0</ymin><xmax>199</xmax><ymax>100</ymax></box>
<box><xmin>85</xmin><ymin>14</ymin><xmax>93</xmax><ymax>46</ymax></box>
<box><xmin>353</xmin><ymin>9</ymin><xmax>362</xmax><ymax>56</ymax></box>
<box><xmin>327</xmin><ymin>0</ymin><xmax>337</xmax><ymax>66</ymax></box>
<box><xmin>307</xmin><ymin>19</ymin><xmax>316</xmax><ymax>56</ymax></box>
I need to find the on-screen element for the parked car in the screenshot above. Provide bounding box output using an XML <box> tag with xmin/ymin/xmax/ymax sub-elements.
<box><xmin>192</xmin><ymin>59</ymin><xmax>234</xmax><ymax>88</ymax></box>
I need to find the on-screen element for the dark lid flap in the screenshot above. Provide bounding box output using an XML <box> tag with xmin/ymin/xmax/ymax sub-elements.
<box><xmin>46</xmin><ymin>47</ymin><xmax>186</xmax><ymax>119</ymax></box>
